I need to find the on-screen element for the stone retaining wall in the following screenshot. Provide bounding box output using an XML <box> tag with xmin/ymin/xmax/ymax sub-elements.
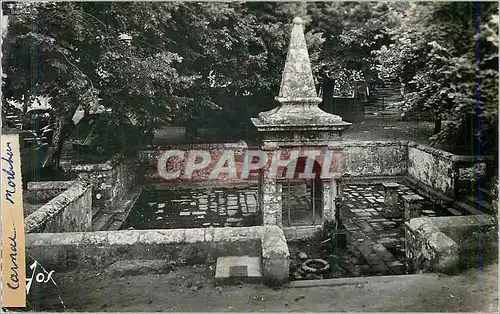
<box><xmin>26</xmin><ymin>226</ymin><xmax>290</xmax><ymax>286</ymax></box>
<box><xmin>407</xmin><ymin>143</ymin><xmax>456</xmax><ymax>197</ymax></box>
<box><xmin>25</xmin><ymin>181</ymin><xmax>93</xmax><ymax>233</ymax></box>
<box><xmin>61</xmin><ymin>155</ymin><xmax>137</xmax><ymax>215</ymax></box>
<box><xmin>405</xmin><ymin>215</ymin><xmax>497</xmax><ymax>274</ymax></box>
<box><xmin>139</xmin><ymin>140</ymin><xmax>409</xmax><ymax>184</ymax></box>
<box><xmin>340</xmin><ymin>141</ymin><xmax>408</xmax><ymax>177</ymax></box>
<box><xmin>407</xmin><ymin>143</ymin><xmax>494</xmax><ymax>199</ymax></box>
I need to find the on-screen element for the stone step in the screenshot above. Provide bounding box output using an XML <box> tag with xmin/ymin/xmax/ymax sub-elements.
<box><xmin>215</xmin><ymin>256</ymin><xmax>262</xmax><ymax>285</ymax></box>
<box><xmin>92</xmin><ymin>207</ymin><xmax>102</xmax><ymax>219</ymax></box>
<box><xmin>465</xmin><ymin>195</ymin><xmax>493</xmax><ymax>212</ymax></box>
<box><xmin>92</xmin><ymin>212</ymin><xmax>114</xmax><ymax>231</ymax></box>
<box><xmin>445</xmin><ymin>207</ymin><xmax>463</xmax><ymax>216</ymax></box>
<box><xmin>454</xmin><ymin>201</ymin><xmax>479</xmax><ymax>215</ymax></box>
<box><xmin>478</xmin><ymin>187</ymin><xmax>493</xmax><ymax>198</ymax></box>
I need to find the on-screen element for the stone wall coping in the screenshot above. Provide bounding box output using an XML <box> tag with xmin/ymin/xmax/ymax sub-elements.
<box><xmin>426</xmin><ymin>215</ymin><xmax>496</xmax><ymax>230</ymax></box>
<box><xmin>402</xmin><ymin>194</ymin><xmax>424</xmax><ymax>202</ymax></box>
<box><xmin>26</xmin><ymin>226</ymin><xmax>286</xmax><ymax>248</ymax></box>
<box><xmin>381</xmin><ymin>182</ymin><xmax>400</xmax><ymax>188</ymax></box>
<box><xmin>25</xmin><ymin>181</ymin><xmax>92</xmax><ymax>233</ymax></box>
<box><xmin>141</xmin><ymin>142</ymin><xmax>248</xmax><ymax>152</ymax></box>
<box><xmin>343</xmin><ymin>140</ymin><xmax>410</xmax><ymax>147</ymax></box>
<box><xmin>406</xmin><ymin>217</ymin><xmax>434</xmax><ymax>231</ymax></box>
<box><xmin>261</xmin><ymin>226</ymin><xmax>290</xmax><ymax>259</ymax></box>
<box><xmin>407</xmin><ymin>142</ymin><xmax>455</xmax><ymax>160</ymax></box>
<box><xmin>63</xmin><ymin>154</ymin><xmax>125</xmax><ymax>172</ymax></box>
<box><xmin>427</xmin><ymin>231</ymin><xmax>460</xmax><ymax>252</ymax></box>
<box><xmin>407</xmin><ymin>142</ymin><xmax>495</xmax><ymax>163</ymax></box>
<box><xmin>407</xmin><ymin>215</ymin><xmax>495</xmax><ymax>233</ymax></box>
<box><xmin>451</xmin><ymin>155</ymin><xmax>495</xmax><ymax>163</ymax></box>
<box><xmin>27</xmin><ymin>181</ymin><xmax>76</xmax><ymax>191</ymax></box>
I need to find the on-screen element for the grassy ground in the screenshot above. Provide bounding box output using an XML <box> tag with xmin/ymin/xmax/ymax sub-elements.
<box><xmin>24</xmin><ymin>261</ymin><xmax>498</xmax><ymax>312</ymax></box>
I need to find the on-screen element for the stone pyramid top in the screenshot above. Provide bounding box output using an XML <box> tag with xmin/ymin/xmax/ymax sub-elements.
<box><xmin>276</xmin><ymin>17</ymin><xmax>321</xmax><ymax>102</ymax></box>
<box><xmin>252</xmin><ymin>17</ymin><xmax>351</xmax><ymax>131</ymax></box>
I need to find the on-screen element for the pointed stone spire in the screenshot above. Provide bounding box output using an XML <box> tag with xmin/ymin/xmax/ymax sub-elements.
<box><xmin>251</xmin><ymin>17</ymin><xmax>351</xmax><ymax>146</ymax></box>
<box><xmin>276</xmin><ymin>17</ymin><xmax>321</xmax><ymax>102</ymax></box>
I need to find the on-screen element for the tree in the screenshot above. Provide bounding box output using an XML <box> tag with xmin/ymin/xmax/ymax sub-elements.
<box><xmin>373</xmin><ymin>2</ymin><xmax>498</xmax><ymax>156</ymax></box>
<box><xmin>306</xmin><ymin>2</ymin><xmax>401</xmax><ymax>96</ymax></box>
<box><xmin>2</xmin><ymin>2</ymin><xmax>210</xmax><ymax>162</ymax></box>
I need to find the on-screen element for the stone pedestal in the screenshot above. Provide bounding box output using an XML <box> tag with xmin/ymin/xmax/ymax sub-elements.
<box><xmin>382</xmin><ymin>182</ymin><xmax>400</xmax><ymax>218</ymax></box>
<box><xmin>403</xmin><ymin>194</ymin><xmax>424</xmax><ymax>220</ymax></box>
<box><xmin>252</xmin><ymin>16</ymin><xmax>351</xmax><ymax>229</ymax></box>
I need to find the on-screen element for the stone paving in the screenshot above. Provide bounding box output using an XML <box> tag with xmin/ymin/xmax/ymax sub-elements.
<box><xmin>121</xmin><ymin>185</ymin><xmax>261</xmax><ymax>230</ymax></box>
<box><xmin>341</xmin><ymin>183</ymin><xmax>461</xmax><ymax>276</ymax></box>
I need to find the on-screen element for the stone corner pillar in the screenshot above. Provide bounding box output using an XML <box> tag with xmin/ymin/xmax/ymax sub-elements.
<box><xmin>261</xmin><ymin>173</ymin><xmax>283</xmax><ymax>228</ymax></box>
<box><xmin>402</xmin><ymin>194</ymin><xmax>424</xmax><ymax>221</ymax></box>
<box><xmin>381</xmin><ymin>182</ymin><xmax>400</xmax><ymax>218</ymax></box>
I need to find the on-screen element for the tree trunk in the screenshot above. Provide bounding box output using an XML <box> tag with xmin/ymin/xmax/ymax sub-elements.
<box><xmin>322</xmin><ymin>78</ymin><xmax>334</xmax><ymax>113</ymax></box>
<box><xmin>434</xmin><ymin>115</ymin><xmax>442</xmax><ymax>134</ymax></box>
<box><xmin>43</xmin><ymin>107</ymin><xmax>78</xmax><ymax>170</ymax></box>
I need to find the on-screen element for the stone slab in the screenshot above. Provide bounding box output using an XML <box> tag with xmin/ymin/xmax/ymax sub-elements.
<box><xmin>215</xmin><ymin>256</ymin><xmax>262</xmax><ymax>285</ymax></box>
<box><xmin>381</xmin><ymin>182</ymin><xmax>400</xmax><ymax>188</ymax></box>
<box><xmin>402</xmin><ymin>194</ymin><xmax>424</xmax><ymax>203</ymax></box>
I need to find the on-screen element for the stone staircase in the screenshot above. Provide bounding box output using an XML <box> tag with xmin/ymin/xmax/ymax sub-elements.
<box><xmin>91</xmin><ymin>187</ymin><xmax>142</xmax><ymax>231</ymax></box>
<box><xmin>365</xmin><ymin>84</ymin><xmax>403</xmax><ymax>119</ymax></box>
<box><xmin>463</xmin><ymin>187</ymin><xmax>495</xmax><ymax>215</ymax></box>
<box><xmin>91</xmin><ymin>209</ymin><xmax>115</xmax><ymax>231</ymax></box>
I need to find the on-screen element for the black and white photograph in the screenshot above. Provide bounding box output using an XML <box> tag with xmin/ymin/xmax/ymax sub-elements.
<box><xmin>1</xmin><ymin>1</ymin><xmax>498</xmax><ymax>312</ymax></box>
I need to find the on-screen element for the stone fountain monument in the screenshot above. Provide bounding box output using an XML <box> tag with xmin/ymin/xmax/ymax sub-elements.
<box><xmin>252</xmin><ymin>17</ymin><xmax>351</xmax><ymax>230</ymax></box>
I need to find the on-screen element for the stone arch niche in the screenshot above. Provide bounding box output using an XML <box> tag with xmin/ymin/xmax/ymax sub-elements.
<box><xmin>279</xmin><ymin>157</ymin><xmax>323</xmax><ymax>226</ymax></box>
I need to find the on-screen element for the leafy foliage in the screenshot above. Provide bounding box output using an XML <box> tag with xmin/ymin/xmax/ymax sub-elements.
<box><xmin>374</xmin><ymin>2</ymin><xmax>498</xmax><ymax>155</ymax></box>
<box><xmin>3</xmin><ymin>2</ymin><xmax>201</xmax><ymax>149</ymax></box>
<box><xmin>4</xmin><ymin>2</ymin><xmax>496</xmax><ymax>159</ymax></box>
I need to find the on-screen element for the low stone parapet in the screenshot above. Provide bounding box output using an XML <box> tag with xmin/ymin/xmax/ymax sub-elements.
<box><xmin>405</xmin><ymin>215</ymin><xmax>497</xmax><ymax>274</ymax></box>
<box><xmin>25</xmin><ymin>180</ymin><xmax>93</xmax><ymax>233</ymax></box>
<box><xmin>26</xmin><ymin>226</ymin><xmax>290</xmax><ymax>287</ymax></box>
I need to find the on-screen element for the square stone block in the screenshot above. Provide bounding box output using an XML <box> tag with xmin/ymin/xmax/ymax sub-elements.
<box><xmin>403</xmin><ymin>195</ymin><xmax>424</xmax><ymax>220</ymax></box>
<box><xmin>215</xmin><ymin>256</ymin><xmax>262</xmax><ymax>285</ymax></box>
<box><xmin>381</xmin><ymin>182</ymin><xmax>400</xmax><ymax>189</ymax></box>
